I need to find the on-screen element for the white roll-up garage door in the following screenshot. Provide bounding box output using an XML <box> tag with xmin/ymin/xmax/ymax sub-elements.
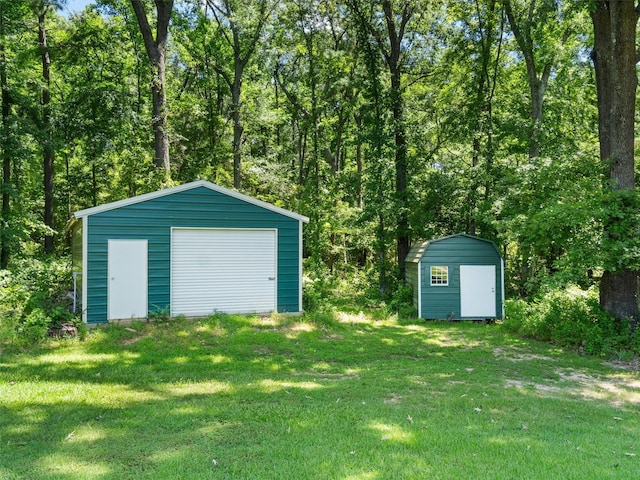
<box><xmin>171</xmin><ymin>228</ymin><xmax>277</xmax><ymax>316</ymax></box>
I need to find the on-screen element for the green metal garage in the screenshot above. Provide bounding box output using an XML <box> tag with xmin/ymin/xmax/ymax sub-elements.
<box><xmin>72</xmin><ymin>180</ymin><xmax>308</xmax><ymax>324</ymax></box>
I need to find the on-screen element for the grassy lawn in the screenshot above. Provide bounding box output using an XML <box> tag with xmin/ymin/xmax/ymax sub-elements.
<box><xmin>1</xmin><ymin>311</ymin><xmax>639</xmax><ymax>479</ymax></box>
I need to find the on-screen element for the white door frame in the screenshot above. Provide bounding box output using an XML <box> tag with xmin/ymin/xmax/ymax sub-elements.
<box><xmin>108</xmin><ymin>239</ymin><xmax>148</xmax><ymax>321</ymax></box>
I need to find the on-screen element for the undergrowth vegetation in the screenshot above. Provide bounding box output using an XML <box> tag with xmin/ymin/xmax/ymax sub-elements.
<box><xmin>0</xmin><ymin>257</ymin><xmax>82</xmax><ymax>347</ymax></box>
<box><xmin>1</xmin><ymin>256</ymin><xmax>638</xmax><ymax>362</ymax></box>
<box><xmin>504</xmin><ymin>285</ymin><xmax>639</xmax><ymax>359</ymax></box>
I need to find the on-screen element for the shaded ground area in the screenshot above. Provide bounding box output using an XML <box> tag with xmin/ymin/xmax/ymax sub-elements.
<box><xmin>1</xmin><ymin>313</ymin><xmax>639</xmax><ymax>479</ymax></box>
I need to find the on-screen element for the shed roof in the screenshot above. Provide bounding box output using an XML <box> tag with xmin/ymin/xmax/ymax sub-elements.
<box><xmin>405</xmin><ymin>233</ymin><xmax>500</xmax><ymax>263</ymax></box>
<box><xmin>74</xmin><ymin>180</ymin><xmax>309</xmax><ymax>223</ymax></box>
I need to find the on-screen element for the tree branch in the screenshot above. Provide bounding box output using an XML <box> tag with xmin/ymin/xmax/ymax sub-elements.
<box><xmin>130</xmin><ymin>0</ymin><xmax>158</xmax><ymax>63</ymax></box>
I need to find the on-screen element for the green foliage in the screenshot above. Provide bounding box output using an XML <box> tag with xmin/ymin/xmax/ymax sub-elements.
<box><xmin>148</xmin><ymin>305</ymin><xmax>171</xmax><ymax>324</ymax></box>
<box><xmin>0</xmin><ymin>257</ymin><xmax>79</xmax><ymax>347</ymax></box>
<box><xmin>599</xmin><ymin>188</ymin><xmax>640</xmax><ymax>272</ymax></box>
<box><xmin>504</xmin><ymin>285</ymin><xmax>637</xmax><ymax>357</ymax></box>
<box><xmin>0</xmin><ymin>0</ymin><xmax>636</xmax><ymax>353</ymax></box>
<box><xmin>303</xmin><ymin>259</ymin><xmax>392</xmax><ymax>313</ymax></box>
<box><xmin>386</xmin><ymin>282</ymin><xmax>416</xmax><ymax>319</ymax></box>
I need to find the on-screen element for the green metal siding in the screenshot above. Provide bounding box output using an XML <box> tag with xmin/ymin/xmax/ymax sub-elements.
<box><xmin>85</xmin><ymin>186</ymin><xmax>302</xmax><ymax>323</ymax></box>
<box><xmin>421</xmin><ymin>261</ymin><xmax>461</xmax><ymax>319</ymax></box>
<box><xmin>405</xmin><ymin>262</ymin><xmax>419</xmax><ymax>310</ymax></box>
<box><xmin>407</xmin><ymin>235</ymin><xmax>503</xmax><ymax>319</ymax></box>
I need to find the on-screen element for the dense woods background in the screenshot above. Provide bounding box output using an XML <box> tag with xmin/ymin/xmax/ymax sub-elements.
<box><xmin>0</xmin><ymin>0</ymin><xmax>639</xmax><ymax>345</ymax></box>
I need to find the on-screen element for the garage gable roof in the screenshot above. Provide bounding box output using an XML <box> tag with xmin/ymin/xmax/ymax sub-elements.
<box><xmin>74</xmin><ymin>180</ymin><xmax>309</xmax><ymax>223</ymax></box>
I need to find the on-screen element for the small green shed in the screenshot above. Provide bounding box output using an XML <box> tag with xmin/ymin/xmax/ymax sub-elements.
<box><xmin>72</xmin><ymin>180</ymin><xmax>309</xmax><ymax>324</ymax></box>
<box><xmin>405</xmin><ymin>234</ymin><xmax>504</xmax><ymax>320</ymax></box>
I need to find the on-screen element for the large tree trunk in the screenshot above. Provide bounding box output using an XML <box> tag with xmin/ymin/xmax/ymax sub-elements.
<box><xmin>151</xmin><ymin>49</ymin><xmax>169</xmax><ymax>172</ymax></box>
<box><xmin>38</xmin><ymin>6</ymin><xmax>54</xmax><ymax>254</ymax></box>
<box><xmin>382</xmin><ymin>0</ymin><xmax>411</xmax><ymax>278</ymax></box>
<box><xmin>0</xmin><ymin>0</ymin><xmax>10</xmax><ymax>268</ymax></box>
<box><xmin>130</xmin><ymin>0</ymin><xmax>172</xmax><ymax>174</ymax></box>
<box><xmin>591</xmin><ymin>0</ymin><xmax>638</xmax><ymax>328</ymax></box>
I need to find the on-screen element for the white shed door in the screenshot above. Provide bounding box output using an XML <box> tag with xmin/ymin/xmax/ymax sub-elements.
<box><xmin>171</xmin><ymin>229</ymin><xmax>277</xmax><ymax>316</ymax></box>
<box><xmin>460</xmin><ymin>265</ymin><xmax>496</xmax><ymax>317</ymax></box>
<box><xmin>108</xmin><ymin>239</ymin><xmax>148</xmax><ymax>321</ymax></box>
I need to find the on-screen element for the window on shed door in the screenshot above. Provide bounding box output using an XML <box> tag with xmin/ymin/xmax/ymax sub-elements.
<box><xmin>430</xmin><ymin>266</ymin><xmax>449</xmax><ymax>286</ymax></box>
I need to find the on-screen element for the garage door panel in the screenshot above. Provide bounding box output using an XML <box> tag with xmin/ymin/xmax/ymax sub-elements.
<box><xmin>171</xmin><ymin>229</ymin><xmax>277</xmax><ymax>316</ymax></box>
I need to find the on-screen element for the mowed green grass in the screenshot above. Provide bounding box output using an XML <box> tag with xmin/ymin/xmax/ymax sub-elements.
<box><xmin>1</xmin><ymin>311</ymin><xmax>639</xmax><ymax>479</ymax></box>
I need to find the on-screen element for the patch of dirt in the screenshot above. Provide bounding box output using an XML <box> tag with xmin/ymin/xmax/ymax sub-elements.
<box><xmin>504</xmin><ymin>379</ymin><xmax>561</xmax><ymax>395</ymax></box>
<box><xmin>493</xmin><ymin>347</ymin><xmax>555</xmax><ymax>362</ymax></box>
<box><xmin>253</xmin><ymin>346</ymin><xmax>273</xmax><ymax>355</ymax></box>
<box><xmin>383</xmin><ymin>393</ymin><xmax>402</xmax><ymax>405</ymax></box>
<box><xmin>504</xmin><ymin>367</ymin><xmax>640</xmax><ymax>407</ymax></box>
<box><xmin>121</xmin><ymin>332</ymin><xmax>151</xmax><ymax>345</ymax></box>
<box><xmin>320</xmin><ymin>333</ymin><xmax>344</xmax><ymax>341</ymax></box>
<box><xmin>291</xmin><ymin>371</ymin><xmax>360</xmax><ymax>382</ymax></box>
<box><xmin>607</xmin><ymin>356</ymin><xmax>640</xmax><ymax>372</ymax></box>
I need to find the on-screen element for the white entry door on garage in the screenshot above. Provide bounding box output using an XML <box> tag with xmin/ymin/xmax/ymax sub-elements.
<box><xmin>460</xmin><ymin>265</ymin><xmax>496</xmax><ymax>318</ymax></box>
<box><xmin>108</xmin><ymin>239</ymin><xmax>148</xmax><ymax>321</ymax></box>
<box><xmin>171</xmin><ymin>229</ymin><xmax>277</xmax><ymax>317</ymax></box>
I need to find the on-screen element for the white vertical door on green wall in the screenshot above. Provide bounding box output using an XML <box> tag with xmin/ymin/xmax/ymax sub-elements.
<box><xmin>108</xmin><ymin>239</ymin><xmax>148</xmax><ymax>320</ymax></box>
<box><xmin>171</xmin><ymin>229</ymin><xmax>277</xmax><ymax>316</ymax></box>
<box><xmin>460</xmin><ymin>265</ymin><xmax>496</xmax><ymax>317</ymax></box>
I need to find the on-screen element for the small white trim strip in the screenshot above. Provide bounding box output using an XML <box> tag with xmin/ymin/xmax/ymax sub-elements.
<box><xmin>417</xmin><ymin>259</ymin><xmax>422</xmax><ymax>318</ymax></box>
<box><xmin>299</xmin><ymin>221</ymin><xmax>304</xmax><ymax>312</ymax></box>
<box><xmin>81</xmin><ymin>216</ymin><xmax>88</xmax><ymax>323</ymax></box>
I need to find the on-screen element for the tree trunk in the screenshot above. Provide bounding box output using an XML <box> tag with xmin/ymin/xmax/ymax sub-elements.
<box><xmin>469</xmin><ymin>0</ymin><xmax>502</xmax><ymax>236</ymax></box>
<box><xmin>151</xmin><ymin>50</ymin><xmax>169</xmax><ymax>172</ymax></box>
<box><xmin>206</xmin><ymin>0</ymin><xmax>272</xmax><ymax>190</ymax></box>
<box><xmin>38</xmin><ymin>7</ymin><xmax>54</xmax><ymax>254</ymax></box>
<box><xmin>0</xmin><ymin>0</ymin><xmax>10</xmax><ymax>268</ymax></box>
<box><xmin>503</xmin><ymin>0</ymin><xmax>553</xmax><ymax>160</ymax></box>
<box><xmin>591</xmin><ymin>0</ymin><xmax>638</xmax><ymax>328</ymax></box>
<box><xmin>231</xmin><ymin>62</ymin><xmax>243</xmax><ymax>189</ymax></box>
<box><xmin>130</xmin><ymin>0</ymin><xmax>172</xmax><ymax>174</ymax></box>
<box><xmin>354</xmin><ymin>113</ymin><xmax>363</xmax><ymax>208</ymax></box>
<box><xmin>382</xmin><ymin>0</ymin><xmax>411</xmax><ymax>278</ymax></box>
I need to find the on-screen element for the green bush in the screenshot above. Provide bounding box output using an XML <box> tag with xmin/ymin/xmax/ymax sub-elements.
<box><xmin>504</xmin><ymin>285</ymin><xmax>637</xmax><ymax>357</ymax></box>
<box><xmin>386</xmin><ymin>283</ymin><xmax>416</xmax><ymax>319</ymax></box>
<box><xmin>0</xmin><ymin>257</ymin><xmax>80</xmax><ymax>346</ymax></box>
